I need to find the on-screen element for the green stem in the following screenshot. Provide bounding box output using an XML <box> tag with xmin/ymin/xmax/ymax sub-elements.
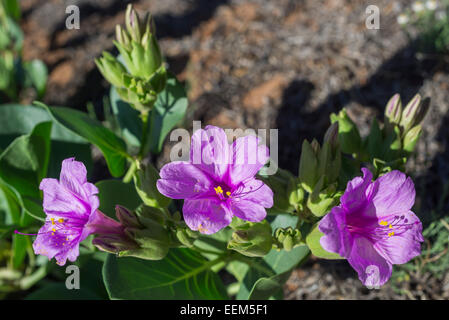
<box><xmin>138</xmin><ymin>110</ymin><xmax>150</xmax><ymax>159</ymax></box>
<box><xmin>123</xmin><ymin>159</ymin><xmax>137</xmax><ymax>183</ymax></box>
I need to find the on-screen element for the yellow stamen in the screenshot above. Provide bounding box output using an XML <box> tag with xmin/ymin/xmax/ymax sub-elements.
<box><xmin>379</xmin><ymin>220</ymin><xmax>388</xmax><ymax>226</ymax></box>
<box><xmin>226</xmin><ymin>191</ymin><xmax>231</xmax><ymax>197</ymax></box>
<box><xmin>214</xmin><ymin>186</ymin><xmax>223</xmax><ymax>194</ymax></box>
<box><xmin>58</xmin><ymin>218</ymin><xmax>64</xmax><ymax>223</ymax></box>
<box><xmin>389</xmin><ymin>224</ymin><xmax>393</xmax><ymax>229</ymax></box>
<box><xmin>388</xmin><ymin>231</ymin><xmax>395</xmax><ymax>237</ymax></box>
<box><xmin>52</xmin><ymin>228</ymin><xmax>56</xmax><ymax>232</ymax></box>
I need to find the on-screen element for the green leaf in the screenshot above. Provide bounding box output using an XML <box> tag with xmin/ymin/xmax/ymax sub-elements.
<box><xmin>366</xmin><ymin>118</ymin><xmax>383</xmax><ymax>160</ymax></box>
<box><xmin>110</xmin><ymin>86</ymin><xmax>142</xmax><ymax>149</ymax></box>
<box><xmin>38</xmin><ymin>103</ymin><xmax>129</xmax><ymax>177</ymax></box>
<box><xmin>0</xmin><ymin>121</ymin><xmax>52</xmax><ymax>198</ymax></box>
<box><xmin>0</xmin><ymin>180</ymin><xmax>21</xmax><ymax>224</ymax></box>
<box><xmin>305</xmin><ymin>222</ymin><xmax>344</xmax><ymax>259</ymax></box>
<box><xmin>0</xmin><ymin>104</ymin><xmax>92</xmax><ymax>178</ymax></box>
<box><xmin>147</xmin><ymin>73</ymin><xmax>188</xmax><ymax>154</ymax></box>
<box><xmin>96</xmin><ymin>179</ymin><xmax>142</xmax><ymax>219</ymax></box>
<box><xmin>248</xmin><ymin>270</ymin><xmax>292</xmax><ymax>300</ymax></box>
<box><xmin>103</xmin><ymin>248</ymin><xmax>228</xmax><ymax>299</ymax></box>
<box><xmin>2</xmin><ymin>0</ymin><xmax>21</xmax><ymax>20</ymax></box>
<box><xmin>11</xmin><ymin>233</ymin><xmax>29</xmax><ymax>269</ymax></box>
<box><xmin>24</xmin><ymin>60</ymin><xmax>48</xmax><ymax>98</ymax></box>
<box><xmin>236</xmin><ymin>245</ymin><xmax>310</xmax><ymax>300</ymax></box>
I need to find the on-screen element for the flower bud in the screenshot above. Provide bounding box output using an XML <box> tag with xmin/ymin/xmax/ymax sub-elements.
<box><xmin>124</xmin><ymin>225</ymin><xmax>170</xmax><ymax>260</ymax></box>
<box><xmin>125</xmin><ymin>4</ymin><xmax>142</xmax><ymax>43</ymax></box>
<box><xmin>134</xmin><ymin>162</ymin><xmax>171</xmax><ymax>209</ymax></box>
<box><xmin>307</xmin><ymin>178</ymin><xmax>340</xmax><ymax>217</ymax></box>
<box><xmin>323</xmin><ymin>122</ymin><xmax>340</xmax><ymax>153</ymax></box>
<box><xmin>330</xmin><ymin>109</ymin><xmax>362</xmax><ymax>155</ymax></box>
<box><xmin>288</xmin><ymin>177</ymin><xmax>304</xmax><ymax>212</ymax></box>
<box><xmin>403</xmin><ymin>124</ymin><xmax>422</xmax><ymax>153</ymax></box>
<box><xmin>400</xmin><ymin>94</ymin><xmax>429</xmax><ymax>134</ymax></box>
<box><xmin>273</xmin><ymin>227</ymin><xmax>302</xmax><ymax>251</ymax></box>
<box><xmin>227</xmin><ymin>220</ymin><xmax>272</xmax><ymax>257</ymax></box>
<box><xmin>115</xmin><ymin>205</ymin><xmax>141</xmax><ymax>228</ymax></box>
<box><xmin>299</xmin><ymin>140</ymin><xmax>318</xmax><ymax>193</ymax></box>
<box><xmin>175</xmin><ymin>226</ymin><xmax>199</xmax><ymax>248</ymax></box>
<box><xmin>115</xmin><ymin>25</ymin><xmax>131</xmax><ymax>51</ymax></box>
<box><xmin>92</xmin><ymin>233</ymin><xmax>138</xmax><ymax>254</ymax></box>
<box><xmin>95</xmin><ymin>51</ymin><xmax>127</xmax><ymax>88</ymax></box>
<box><xmin>384</xmin><ymin>93</ymin><xmax>402</xmax><ymax>127</ymax></box>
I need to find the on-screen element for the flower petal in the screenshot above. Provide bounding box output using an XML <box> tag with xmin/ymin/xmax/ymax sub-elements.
<box><xmin>32</xmin><ymin>222</ymin><xmax>81</xmax><ymax>266</ymax></box>
<box><xmin>319</xmin><ymin>206</ymin><xmax>352</xmax><ymax>257</ymax></box>
<box><xmin>340</xmin><ymin>168</ymin><xmax>373</xmax><ymax>213</ymax></box>
<box><xmin>183</xmin><ymin>199</ymin><xmax>232</xmax><ymax>234</ymax></box>
<box><xmin>229</xmin><ymin>199</ymin><xmax>267</xmax><ymax>222</ymax></box>
<box><xmin>347</xmin><ymin>236</ymin><xmax>393</xmax><ymax>287</ymax></box>
<box><xmin>59</xmin><ymin>158</ymin><xmax>98</xmax><ymax>202</ymax></box>
<box><xmin>157</xmin><ymin>161</ymin><xmax>213</xmax><ymax>199</ymax></box>
<box><xmin>190</xmin><ymin>126</ymin><xmax>230</xmax><ymax>180</ymax></box>
<box><xmin>228</xmin><ymin>135</ymin><xmax>269</xmax><ymax>185</ymax></box>
<box><xmin>236</xmin><ymin>178</ymin><xmax>273</xmax><ymax>208</ymax></box>
<box><xmin>374</xmin><ymin>211</ymin><xmax>423</xmax><ymax>264</ymax></box>
<box><xmin>371</xmin><ymin>170</ymin><xmax>415</xmax><ymax>216</ymax></box>
<box><xmin>39</xmin><ymin>178</ymin><xmax>91</xmax><ymax>218</ymax></box>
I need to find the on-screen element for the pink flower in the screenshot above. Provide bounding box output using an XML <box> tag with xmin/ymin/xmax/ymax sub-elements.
<box><xmin>319</xmin><ymin>168</ymin><xmax>424</xmax><ymax>287</ymax></box>
<box><xmin>156</xmin><ymin>125</ymin><xmax>273</xmax><ymax>234</ymax></box>
<box><xmin>33</xmin><ymin>158</ymin><xmax>124</xmax><ymax>266</ymax></box>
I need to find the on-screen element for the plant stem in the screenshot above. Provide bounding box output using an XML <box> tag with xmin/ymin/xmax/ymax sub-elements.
<box><xmin>123</xmin><ymin>159</ymin><xmax>137</xmax><ymax>183</ymax></box>
<box><xmin>138</xmin><ymin>110</ymin><xmax>150</xmax><ymax>159</ymax></box>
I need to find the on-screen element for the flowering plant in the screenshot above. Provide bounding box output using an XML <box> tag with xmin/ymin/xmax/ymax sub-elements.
<box><xmin>0</xmin><ymin>4</ymin><xmax>430</xmax><ymax>300</ymax></box>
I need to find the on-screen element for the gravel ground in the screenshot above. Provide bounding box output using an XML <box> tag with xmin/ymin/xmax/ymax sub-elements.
<box><xmin>20</xmin><ymin>0</ymin><xmax>449</xmax><ymax>299</ymax></box>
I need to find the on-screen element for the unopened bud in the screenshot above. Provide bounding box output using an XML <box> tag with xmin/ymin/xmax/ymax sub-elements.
<box><xmin>403</xmin><ymin>124</ymin><xmax>422</xmax><ymax>153</ymax></box>
<box><xmin>227</xmin><ymin>220</ymin><xmax>272</xmax><ymax>257</ymax></box>
<box><xmin>384</xmin><ymin>93</ymin><xmax>402</xmax><ymax>126</ymax></box>
<box><xmin>330</xmin><ymin>109</ymin><xmax>362</xmax><ymax>155</ymax></box>
<box><xmin>400</xmin><ymin>94</ymin><xmax>430</xmax><ymax>134</ymax></box>
<box><xmin>95</xmin><ymin>51</ymin><xmax>127</xmax><ymax>88</ymax></box>
<box><xmin>323</xmin><ymin>122</ymin><xmax>340</xmax><ymax>152</ymax></box>
<box><xmin>92</xmin><ymin>233</ymin><xmax>138</xmax><ymax>254</ymax></box>
<box><xmin>299</xmin><ymin>140</ymin><xmax>318</xmax><ymax>193</ymax></box>
<box><xmin>115</xmin><ymin>205</ymin><xmax>141</xmax><ymax>228</ymax></box>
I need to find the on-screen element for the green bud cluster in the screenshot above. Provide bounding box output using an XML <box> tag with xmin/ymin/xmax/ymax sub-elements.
<box><xmin>113</xmin><ymin>205</ymin><xmax>173</xmax><ymax>260</ymax></box>
<box><xmin>227</xmin><ymin>219</ymin><xmax>273</xmax><ymax>257</ymax></box>
<box><xmin>296</xmin><ymin>122</ymin><xmax>342</xmax><ymax>218</ymax></box>
<box><xmin>368</xmin><ymin>93</ymin><xmax>429</xmax><ymax>173</ymax></box>
<box><xmin>95</xmin><ymin>4</ymin><xmax>166</xmax><ymax>113</ymax></box>
<box><xmin>272</xmin><ymin>227</ymin><xmax>303</xmax><ymax>251</ymax></box>
<box><xmin>327</xmin><ymin>93</ymin><xmax>429</xmax><ymax>174</ymax></box>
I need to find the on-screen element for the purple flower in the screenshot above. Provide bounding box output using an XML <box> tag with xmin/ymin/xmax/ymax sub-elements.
<box><xmin>157</xmin><ymin>125</ymin><xmax>273</xmax><ymax>234</ymax></box>
<box><xmin>33</xmin><ymin>158</ymin><xmax>124</xmax><ymax>266</ymax></box>
<box><xmin>319</xmin><ymin>168</ymin><xmax>424</xmax><ymax>287</ymax></box>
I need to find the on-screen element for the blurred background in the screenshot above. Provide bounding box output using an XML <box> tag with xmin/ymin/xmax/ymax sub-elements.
<box><xmin>2</xmin><ymin>0</ymin><xmax>449</xmax><ymax>299</ymax></box>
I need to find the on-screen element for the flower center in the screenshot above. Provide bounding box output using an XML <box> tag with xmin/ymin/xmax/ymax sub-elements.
<box><xmin>348</xmin><ymin>215</ymin><xmax>415</xmax><ymax>240</ymax></box>
<box><xmin>214</xmin><ymin>185</ymin><xmax>232</xmax><ymax>200</ymax></box>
